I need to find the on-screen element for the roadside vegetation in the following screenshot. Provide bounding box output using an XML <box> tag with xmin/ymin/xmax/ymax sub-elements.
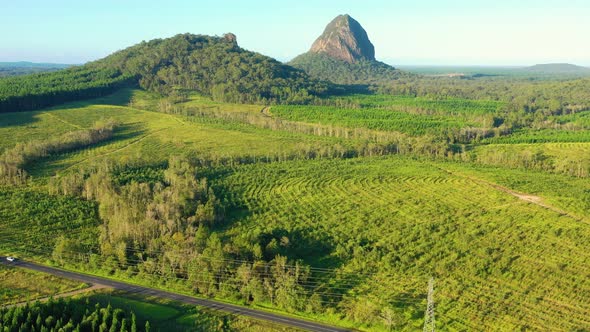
<box><xmin>0</xmin><ymin>265</ymin><xmax>87</xmax><ymax>305</ymax></box>
<box><xmin>80</xmin><ymin>291</ymin><xmax>301</xmax><ymax>332</ymax></box>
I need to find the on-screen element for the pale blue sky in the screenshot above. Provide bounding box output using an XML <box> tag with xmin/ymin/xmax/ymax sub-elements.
<box><xmin>1</xmin><ymin>0</ymin><xmax>589</xmax><ymax>66</ymax></box>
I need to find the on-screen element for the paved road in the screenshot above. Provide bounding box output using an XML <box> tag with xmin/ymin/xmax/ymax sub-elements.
<box><xmin>0</xmin><ymin>257</ymin><xmax>351</xmax><ymax>332</ymax></box>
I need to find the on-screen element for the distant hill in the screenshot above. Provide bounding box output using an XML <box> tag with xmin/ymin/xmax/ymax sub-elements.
<box><xmin>0</xmin><ymin>33</ymin><xmax>328</xmax><ymax>112</ymax></box>
<box><xmin>0</xmin><ymin>62</ymin><xmax>71</xmax><ymax>78</ymax></box>
<box><xmin>289</xmin><ymin>14</ymin><xmax>410</xmax><ymax>84</ymax></box>
<box><xmin>0</xmin><ymin>62</ymin><xmax>71</xmax><ymax>69</ymax></box>
<box><xmin>524</xmin><ymin>63</ymin><xmax>590</xmax><ymax>73</ymax></box>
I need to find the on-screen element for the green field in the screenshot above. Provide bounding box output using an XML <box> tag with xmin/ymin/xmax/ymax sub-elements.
<box><xmin>209</xmin><ymin>156</ymin><xmax>590</xmax><ymax>330</ymax></box>
<box><xmin>0</xmin><ymin>89</ymin><xmax>589</xmax><ymax>331</ymax></box>
<box><xmin>0</xmin><ymin>265</ymin><xmax>87</xmax><ymax>305</ymax></box>
<box><xmin>0</xmin><ymin>92</ymin><xmax>364</xmax><ymax>180</ymax></box>
<box><xmin>271</xmin><ymin>95</ymin><xmax>505</xmax><ymax>138</ymax></box>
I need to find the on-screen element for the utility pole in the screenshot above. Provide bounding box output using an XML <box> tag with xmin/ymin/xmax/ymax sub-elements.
<box><xmin>423</xmin><ymin>277</ymin><xmax>435</xmax><ymax>332</ymax></box>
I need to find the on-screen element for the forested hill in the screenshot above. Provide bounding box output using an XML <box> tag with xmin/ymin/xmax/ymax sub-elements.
<box><xmin>289</xmin><ymin>52</ymin><xmax>412</xmax><ymax>84</ymax></box>
<box><xmin>0</xmin><ymin>33</ymin><xmax>328</xmax><ymax>113</ymax></box>
<box><xmin>91</xmin><ymin>33</ymin><xmax>327</xmax><ymax>103</ymax></box>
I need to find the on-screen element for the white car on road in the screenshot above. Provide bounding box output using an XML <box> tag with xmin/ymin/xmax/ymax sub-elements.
<box><xmin>6</xmin><ymin>256</ymin><xmax>16</xmax><ymax>262</ymax></box>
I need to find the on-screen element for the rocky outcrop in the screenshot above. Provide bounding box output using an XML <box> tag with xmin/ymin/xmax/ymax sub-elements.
<box><xmin>309</xmin><ymin>14</ymin><xmax>375</xmax><ymax>63</ymax></box>
<box><xmin>223</xmin><ymin>33</ymin><xmax>237</xmax><ymax>45</ymax></box>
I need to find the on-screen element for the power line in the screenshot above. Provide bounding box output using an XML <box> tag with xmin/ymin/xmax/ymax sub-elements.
<box><xmin>423</xmin><ymin>277</ymin><xmax>435</xmax><ymax>332</ymax></box>
<box><xmin>0</xmin><ymin>237</ymin><xmax>425</xmax><ymax>305</ymax></box>
<box><xmin>0</xmin><ymin>232</ymin><xmax>427</xmax><ymax>284</ymax></box>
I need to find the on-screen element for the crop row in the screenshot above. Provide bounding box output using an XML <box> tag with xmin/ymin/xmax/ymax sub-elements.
<box><xmin>272</xmin><ymin>105</ymin><xmax>477</xmax><ymax>136</ymax></box>
<box><xmin>329</xmin><ymin>94</ymin><xmax>506</xmax><ymax>115</ymax></box>
<box><xmin>210</xmin><ymin>156</ymin><xmax>590</xmax><ymax>330</ymax></box>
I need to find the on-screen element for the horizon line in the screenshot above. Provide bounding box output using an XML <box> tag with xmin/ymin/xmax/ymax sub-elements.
<box><xmin>2</xmin><ymin>59</ymin><xmax>590</xmax><ymax>69</ymax></box>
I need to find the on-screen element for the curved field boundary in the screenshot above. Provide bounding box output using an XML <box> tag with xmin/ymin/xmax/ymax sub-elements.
<box><xmin>62</xmin><ymin>128</ymin><xmax>168</xmax><ymax>171</ymax></box>
<box><xmin>437</xmin><ymin>166</ymin><xmax>586</xmax><ymax>223</ymax></box>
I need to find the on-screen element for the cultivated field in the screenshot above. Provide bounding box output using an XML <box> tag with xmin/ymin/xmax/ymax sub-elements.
<box><xmin>0</xmin><ymin>90</ymin><xmax>589</xmax><ymax>331</ymax></box>
<box><xmin>210</xmin><ymin>156</ymin><xmax>590</xmax><ymax>330</ymax></box>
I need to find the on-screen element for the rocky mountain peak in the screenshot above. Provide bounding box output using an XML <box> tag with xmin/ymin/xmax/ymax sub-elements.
<box><xmin>309</xmin><ymin>14</ymin><xmax>376</xmax><ymax>63</ymax></box>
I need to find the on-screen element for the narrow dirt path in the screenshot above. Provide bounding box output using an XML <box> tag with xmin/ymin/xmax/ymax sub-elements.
<box><xmin>437</xmin><ymin>166</ymin><xmax>586</xmax><ymax>223</ymax></box>
<box><xmin>2</xmin><ymin>284</ymin><xmax>107</xmax><ymax>308</ymax></box>
<box><xmin>42</xmin><ymin>112</ymin><xmax>85</xmax><ymax>130</ymax></box>
<box><xmin>92</xmin><ymin>128</ymin><xmax>166</xmax><ymax>158</ymax></box>
<box><xmin>63</xmin><ymin>127</ymin><xmax>167</xmax><ymax>171</ymax></box>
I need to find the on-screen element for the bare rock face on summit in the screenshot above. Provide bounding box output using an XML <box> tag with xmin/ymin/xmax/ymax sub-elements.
<box><xmin>289</xmin><ymin>14</ymin><xmax>405</xmax><ymax>84</ymax></box>
<box><xmin>309</xmin><ymin>14</ymin><xmax>376</xmax><ymax>63</ymax></box>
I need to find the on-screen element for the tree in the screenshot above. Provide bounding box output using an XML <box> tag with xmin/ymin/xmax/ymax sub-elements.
<box><xmin>130</xmin><ymin>312</ymin><xmax>137</xmax><ymax>332</ymax></box>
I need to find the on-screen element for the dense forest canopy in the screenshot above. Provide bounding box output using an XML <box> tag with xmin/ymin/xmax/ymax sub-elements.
<box><xmin>2</xmin><ymin>32</ymin><xmax>590</xmax><ymax>116</ymax></box>
<box><xmin>0</xmin><ymin>298</ymin><xmax>149</xmax><ymax>332</ymax></box>
<box><xmin>0</xmin><ymin>68</ymin><xmax>133</xmax><ymax>113</ymax></box>
<box><xmin>289</xmin><ymin>52</ymin><xmax>412</xmax><ymax>84</ymax></box>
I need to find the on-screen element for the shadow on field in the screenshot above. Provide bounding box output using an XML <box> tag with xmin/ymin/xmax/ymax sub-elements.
<box><xmin>27</xmin><ymin>124</ymin><xmax>147</xmax><ymax>178</ymax></box>
<box><xmin>86</xmin><ymin>88</ymin><xmax>135</xmax><ymax>106</ymax></box>
<box><xmin>257</xmin><ymin>228</ymin><xmax>335</xmax><ymax>263</ymax></box>
<box><xmin>0</xmin><ymin>89</ymin><xmax>136</xmax><ymax>129</ymax></box>
<box><xmin>202</xmin><ymin>167</ymin><xmax>343</xmax><ymax>270</ymax></box>
<box><xmin>41</xmin><ymin>88</ymin><xmax>136</xmax><ymax>111</ymax></box>
<box><xmin>0</xmin><ymin>110</ymin><xmax>41</xmax><ymax>129</ymax></box>
<box><xmin>75</xmin><ymin>290</ymin><xmax>247</xmax><ymax>332</ymax></box>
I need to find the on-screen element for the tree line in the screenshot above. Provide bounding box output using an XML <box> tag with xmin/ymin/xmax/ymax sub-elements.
<box><xmin>0</xmin><ymin>68</ymin><xmax>133</xmax><ymax>113</ymax></box>
<box><xmin>0</xmin><ymin>298</ymin><xmax>149</xmax><ymax>332</ymax></box>
<box><xmin>288</xmin><ymin>52</ymin><xmax>413</xmax><ymax>85</ymax></box>
<box><xmin>464</xmin><ymin>146</ymin><xmax>590</xmax><ymax>178</ymax></box>
<box><xmin>376</xmin><ymin>76</ymin><xmax>590</xmax><ymax>117</ymax></box>
<box><xmin>147</xmin><ymin>96</ymin><xmax>590</xmax><ymax>178</ymax></box>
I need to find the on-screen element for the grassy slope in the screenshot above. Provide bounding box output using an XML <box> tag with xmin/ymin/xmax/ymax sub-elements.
<box><xmin>0</xmin><ymin>265</ymin><xmax>86</xmax><ymax>305</ymax></box>
<box><xmin>0</xmin><ymin>90</ymin><xmax>353</xmax><ymax>179</ymax></box>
